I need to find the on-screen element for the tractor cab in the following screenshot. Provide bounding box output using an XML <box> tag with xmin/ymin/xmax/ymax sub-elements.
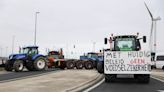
<box><xmin>21</xmin><ymin>46</ymin><xmax>39</xmax><ymax>56</ymax></box>
<box><xmin>87</xmin><ymin>52</ymin><xmax>99</xmax><ymax>60</ymax></box>
<box><xmin>48</xmin><ymin>51</ymin><xmax>60</xmax><ymax>59</ymax></box>
<box><xmin>105</xmin><ymin>35</ymin><xmax>146</xmax><ymax>51</ymax></box>
<box><xmin>48</xmin><ymin>50</ymin><xmax>64</xmax><ymax>59</ymax></box>
<box><xmin>97</xmin><ymin>34</ymin><xmax>147</xmax><ymax>74</ymax></box>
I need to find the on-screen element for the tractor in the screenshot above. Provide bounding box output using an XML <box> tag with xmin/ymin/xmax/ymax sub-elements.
<box><xmin>78</xmin><ymin>52</ymin><xmax>103</xmax><ymax>70</ymax></box>
<box><xmin>5</xmin><ymin>46</ymin><xmax>47</xmax><ymax>72</ymax></box>
<box><xmin>47</xmin><ymin>49</ymin><xmax>80</xmax><ymax>69</ymax></box>
<box><xmin>47</xmin><ymin>50</ymin><xmax>66</xmax><ymax>69</ymax></box>
<box><xmin>99</xmin><ymin>34</ymin><xmax>151</xmax><ymax>83</ymax></box>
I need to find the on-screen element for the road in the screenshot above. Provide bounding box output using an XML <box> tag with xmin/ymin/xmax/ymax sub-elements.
<box><xmin>0</xmin><ymin>68</ymin><xmax>59</xmax><ymax>83</ymax></box>
<box><xmin>90</xmin><ymin>77</ymin><xmax>164</xmax><ymax>92</ymax></box>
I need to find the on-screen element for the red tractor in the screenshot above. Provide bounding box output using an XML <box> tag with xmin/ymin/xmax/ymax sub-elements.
<box><xmin>47</xmin><ymin>49</ymin><xmax>66</xmax><ymax>69</ymax></box>
<box><xmin>47</xmin><ymin>49</ymin><xmax>84</xmax><ymax>69</ymax></box>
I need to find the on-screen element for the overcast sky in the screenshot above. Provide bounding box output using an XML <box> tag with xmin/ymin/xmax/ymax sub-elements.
<box><xmin>0</xmin><ymin>0</ymin><xmax>163</xmax><ymax>58</ymax></box>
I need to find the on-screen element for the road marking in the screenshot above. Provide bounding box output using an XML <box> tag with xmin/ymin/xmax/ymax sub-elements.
<box><xmin>83</xmin><ymin>78</ymin><xmax>105</xmax><ymax>92</ymax></box>
<box><xmin>84</xmin><ymin>76</ymin><xmax>164</xmax><ymax>92</ymax></box>
<box><xmin>157</xmin><ymin>90</ymin><xmax>164</xmax><ymax>92</ymax></box>
<box><xmin>151</xmin><ymin>76</ymin><xmax>164</xmax><ymax>83</ymax></box>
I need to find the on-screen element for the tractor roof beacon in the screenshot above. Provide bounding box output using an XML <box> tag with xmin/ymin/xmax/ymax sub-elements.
<box><xmin>102</xmin><ymin>34</ymin><xmax>151</xmax><ymax>83</ymax></box>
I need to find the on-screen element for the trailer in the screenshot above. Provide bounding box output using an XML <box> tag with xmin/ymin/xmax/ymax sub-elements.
<box><xmin>47</xmin><ymin>49</ymin><xmax>103</xmax><ymax>70</ymax></box>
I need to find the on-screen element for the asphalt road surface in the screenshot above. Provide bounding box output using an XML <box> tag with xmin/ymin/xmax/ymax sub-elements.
<box><xmin>91</xmin><ymin>78</ymin><xmax>164</xmax><ymax>92</ymax></box>
<box><xmin>0</xmin><ymin>68</ymin><xmax>59</xmax><ymax>83</ymax></box>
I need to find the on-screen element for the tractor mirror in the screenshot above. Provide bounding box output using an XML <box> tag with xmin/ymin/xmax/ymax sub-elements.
<box><xmin>104</xmin><ymin>38</ymin><xmax>108</xmax><ymax>44</ymax></box>
<box><xmin>143</xmin><ymin>36</ymin><xmax>146</xmax><ymax>43</ymax></box>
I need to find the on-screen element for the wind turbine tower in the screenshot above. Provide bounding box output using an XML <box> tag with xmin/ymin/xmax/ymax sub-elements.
<box><xmin>144</xmin><ymin>2</ymin><xmax>161</xmax><ymax>59</ymax></box>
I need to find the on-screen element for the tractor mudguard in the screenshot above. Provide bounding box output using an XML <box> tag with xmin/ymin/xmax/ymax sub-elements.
<box><xmin>32</xmin><ymin>54</ymin><xmax>45</xmax><ymax>60</ymax></box>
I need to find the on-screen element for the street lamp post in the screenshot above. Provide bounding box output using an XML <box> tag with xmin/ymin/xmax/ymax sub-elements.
<box><xmin>34</xmin><ymin>12</ymin><xmax>40</xmax><ymax>46</ymax></box>
<box><xmin>12</xmin><ymin>36</ymin><xmax>15</xmax><ymax>54</ymax></box>
<box><xmin>5</xmin><ymin>47</ymin><xmax>8</xmax><ymax>57</ymax></box>
<box><xmin>0</xmin><ymin>47</ymin><xmax>2</xmax><ymax>57</ymax></box>
<box><xmin>93</xmin><ymin>42</ymin><xmax>96</xmax><ymax>52</ymax></box>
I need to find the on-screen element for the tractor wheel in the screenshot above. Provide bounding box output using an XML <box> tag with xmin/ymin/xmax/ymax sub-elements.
<box><xmin>13</xmin><ymin>60</ymin><xmax>24</xmax><ymax>72</ymax></box>
<box><xmin>76</xmin><ymin>61</ymin><xmax>83</xmax><ymax>69</ymax></box>
<box><xmin>105</xmin><ymin>74</ymin><xmax>116</xmax><ymax>82</ymax></box>
<box><xmin>26</xmin><ymin>61</ymin><xmax>35</xmax><ymax>71</ymax></box>
<box><xmin>162</xmin><ymin>66</ymin><xmax>164</xmax><ymax>71</ymax></box>
<box><xmin>97</xmin><ymin>61</ymin><xmax>104</xmax><ymax>73</ymax></box>
<box><xmin>66</xmin><ymin>61</ymin><xmax>75</xmax><ymax>69</ymax></box>
<box><xmin>33</xmin><ymin>57</ymin><xmax>46</xmax><ymax>71</ymax></box>
<box><xmin>4</xmin><ymin>60</ymin><xmax>13</xmax><ymax>71</ymax></box>
<box><xmin>137</xmin><ymin>74</ymin><xmax>150</xmax><ymax>83</ymax></box>
<box><xmin>60</xmin><ymin>64</ymin><xmax>66</xmax><ymax>69</ymax></box>
<box><xmin>84</xmin><ymin>61</ymin><xmax>93</xmax><ymax>69</ymax></box>
<box><xmin>59</xmin><ymin>61</ymin><xmax>66</xmax><ymax>69</ymax></box>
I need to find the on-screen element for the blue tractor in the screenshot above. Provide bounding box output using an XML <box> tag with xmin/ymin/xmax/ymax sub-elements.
<box><xmin>5</xmin><ymin>46</ymin><xmax>47</xmax><ymax>72</ymax></box>
<box><xmin>86</xmin><ymin>52</ymin><xmax>104</xmax><ymax>73</ymax></box>
<box><xmin>79</xmin><ymin>52</ymin><xmax>103</xmax><ymax>70</ymax></box>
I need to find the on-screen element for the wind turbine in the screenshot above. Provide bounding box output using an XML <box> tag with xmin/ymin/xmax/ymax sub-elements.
<box><xmin>144</xmin><ymin>2</ymin><xmax>161</xmax><ymax>58</ymax></box>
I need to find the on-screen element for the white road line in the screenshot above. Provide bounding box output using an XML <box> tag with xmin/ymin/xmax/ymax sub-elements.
<box><xmin>83</xmin><ymin>78</ymin><xmax>105</xmax><ymax>92</ymax></box>
<box><xmin>84</xmin><ymin>76</ymin><xmax>164</xmax><ymax>92</ymax></box>
<box><xmin>151</xmin><ymin>75</ymin><xmax>164</xmax><ymax>92</ymax></box>
<box><xmin>151</xmin><ymin>76</ymin><xmax>164</xmax><ymax>83</ymax></box>
<box><xmin>157</xmin><ymin>90</ymin><xmax>164</xmax><ymax>92</ymax></box>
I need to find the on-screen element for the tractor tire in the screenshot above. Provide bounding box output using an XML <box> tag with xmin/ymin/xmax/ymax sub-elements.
<box><xmin>137</xmin><ymin>74</ymin><xmax>150</xmax><ymax>83</ymax></box>
<box><xmin>60</xmin><ymin>65</ymin><xmax>66</xmax><ymax>69</ymax></box>
<box><xmin>84</xmin><ymin>61</ymin><xmax>93</xmax><ymax>69</ymax></box>
<box><xmin>66</xmin><ymin>61</ymin><xmax>75</xmax><ymax>69</ymax></box>
<box><xmin>4</xmin><ymin>60</ymin><xmax>13</xmax><ymax>71</ymax></box>
<box><xmin>97</xmin><ymin>61</ymin><xmax>104</xmax><ymax>73</ymax></box>
<box><xmin>76</xmin><ymin>61</ymin><xmax>83</xmax><ymax>69</ymax></box>
<box><xmin>26</xmin><ymin>61</ymin><xmax>35</xmax><ymax>71</ymax></box>
<box><xmin>13</xmin><ymin>60</ymin><xmax>24</xmax><ymax>72</ymax></box>
<box><xmin>162</xmin><ymin>66</ymin><xmax>164</xmax><ymax>71</ymax></box>
<box><xmin>59</xmin><ymin>61</ymin><xmax>66</xmax><ymax>69</ymax></box>
<box><xmin>105</xmin><ymin>74</ymin><xmax>116</xmax><ymax>83</ymax></box>
<box><xmin>33</xmin><ymin>57</ymin><xmax>46</xmax><ymax>71</ymax></box>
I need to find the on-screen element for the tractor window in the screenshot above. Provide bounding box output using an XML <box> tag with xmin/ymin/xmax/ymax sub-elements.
<box><xmin>48</xmin><ymin>52</ymin><xmax>60</xmax><ymax>59</ymax></box>
<box><xmin>23</xmin><ymin>48</ymin><xmax>29</xmax><ymax>54</ymax></box>
<box><xmin>29</xmin><ymin>48</ymin><xmax>38</xmax><ymax>55</ymax></box>
<box><xmin>114</xmin><ymin>38</ymin><xmax>135</xmax><ymax>51</ymax></box>
<box><xmin>88</xmin><ymin>54</ymin><xmax>98</xmax><ymax>58</ymax></box>
<box><xmin>156</xmin><ymin>56</ymin><xmax>164</xmax><ymax>61</ymax></box>
<box><xmin>49</xmin><ymin>55</ymin><xmax>59</xmax><ymax>59</ymax></box>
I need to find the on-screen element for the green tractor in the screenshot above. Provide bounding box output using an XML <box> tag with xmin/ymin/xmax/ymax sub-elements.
<box><xmin>5</xmin><ymin>46</ymin><xmax>47</xmax><ymax>72</ymax></box>
<box><xmin>101</xmin><ymin>34</ymin><xmax>151</xmax><ymax>83</ymax></box>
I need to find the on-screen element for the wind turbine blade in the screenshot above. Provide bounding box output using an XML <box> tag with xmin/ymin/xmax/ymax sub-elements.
<box><xmin>149</xmin><ymin>21</ymin><xmax>153</xmax><ymax>51</ymax></box>
<box><xmin>144</xmin><ymin>2</ymin><xmax>153</xmax><ymax>20</ymax></box>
